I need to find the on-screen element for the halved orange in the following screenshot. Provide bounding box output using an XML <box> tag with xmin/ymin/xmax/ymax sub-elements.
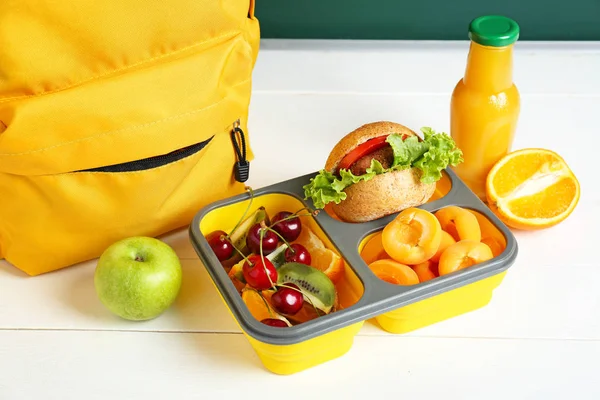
<box><xmin>293</xmin><ymin>225</ymin><xmax>345</xmax><ymax>284</ymax></box>
<box><xmin>486</xmin><ymin>148</ymin><xmax>580</xmax><ymax>230</ymax></box>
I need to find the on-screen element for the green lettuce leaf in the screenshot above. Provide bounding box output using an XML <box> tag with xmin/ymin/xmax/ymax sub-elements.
<box><xmin>302</xmin><ymin>127</ymin><xmax>463</xmax><ymax>208</ymax></box>
<box><xmin>302</xmin><ymin>160</ymin><xmax>383</xmax><ymax>209</ymax></box>
<box><xmin>386</xmin><ymin>134</ymin><xmax>429</xmax><ymax>167</ymax></box>
<box><xmin>413</xmin><ymin>127</ymin><xmax>464</xmax><ymax>184</ymax></box>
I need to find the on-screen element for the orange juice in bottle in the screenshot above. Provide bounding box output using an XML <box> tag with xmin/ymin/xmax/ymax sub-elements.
<box><xmin>450</xmin><ymin>15</ymin><xmax>520</xmax><ymax>201</ymax></box>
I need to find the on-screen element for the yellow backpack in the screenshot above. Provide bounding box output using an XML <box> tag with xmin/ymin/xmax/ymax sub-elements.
<box><xmin>0</xmin><ymin>1</ymin><xmax>260</xmax><ymax>276</ymax></box>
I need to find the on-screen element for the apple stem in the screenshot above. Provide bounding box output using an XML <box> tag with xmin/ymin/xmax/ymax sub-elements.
<box><xmin>135</xmin><ymin>256</ymin><xmax>144</xmax><ymax>262</ymax></box>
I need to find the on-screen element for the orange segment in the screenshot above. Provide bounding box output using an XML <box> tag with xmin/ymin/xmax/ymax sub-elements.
<box><xmin>311</xmin><ymin>248</ymin><xmax>345</xmax><ymax>284</ymax></box>
<box><xmin>438</xmin><ymin>240</ymin><xmax>494</xmax><ymax>276</ymax></box>
<box><xmin>434</xmin><ymin>206</ymin><xmax>481</xmax><ymax>242</ymax></box>
<box><xmin>360</xmin><ymin>232</ymin><xmax>389</xmax><ymax>264</ymax></box>
<box><xmin>241</xmin><ymin>287</ymin><xmax>287</xmax><ymax>324</ymax></box>
<box><xmin>486</xmin><ymin>148</ymin><xmax>580</xmax><ymax>230</ymax></box>
<box><xmin>411</xmin><ymin>260</ymin><xmax>438</xmax><ymax>283</ymax></box>
<box><xmin>431</xmin><ymin>230</ymin><xmax>456</xmax><ymax>263</ymax></box>
<box><xmin>382</xmin><ymin>208</ymin><xmax>442</xmax><ymax>265</ymax></box>
<box><xmin>368</xmin><ymin>259</ymin><xmax>420</xmax><ymax>285</ymax></box>
<box><xmin>294</xmin><ymin>224</ymin><xmax>325</xmax><ymax>251</ymax></box>
<box><xmin>294</xmin><ymin>225</ymin><xmax>345</xmax><ymax>284</ymax></box>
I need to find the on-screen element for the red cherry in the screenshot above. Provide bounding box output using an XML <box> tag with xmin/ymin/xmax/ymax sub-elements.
<box><xmin>246</xmin><ymin>223</ymin><xmax>279</xmax><ymax>255</ymax></box>
<box><xmin>206</xmin><ymin>230</ymin><xmax>234</xmax><ymax>261</ymax></box>
<box><xmin>271</xmin><ymin>283</ymin><xmax>304</xmax><ymax>315</ymax></box>
<box><xmin>242</xmin><ymin>255</ymin><xmax>278</xmax><ymax>290</ymax></box>
<box><xmin>284</xmin><ymin>243</ymin><xmax>312</xmax><ymax>265</ymax></box>
<box><xmin>261</xmin><ymin>318</ymin><xmax>289</xmax><ymax>327</ymax></box>
<box><xmin>271</xmin><ymin>211</ymin><xmax>302</xmax><ymax>242</ymax></box>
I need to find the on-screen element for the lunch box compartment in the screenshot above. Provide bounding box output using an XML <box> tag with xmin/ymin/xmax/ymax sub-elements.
<box><xmin>189</xmin><ymin>167</ymin><xmax>518</xmax><ymax>375</ymax></box>
<box><xmin>192</xmin><ymin>191</ymin><xmax>366</xmax><ymax>375</ymax></box>
<box><xmin>357</xmin><ymin>205</ymin><xmax>509</xmax><ymax>333</ymax></box>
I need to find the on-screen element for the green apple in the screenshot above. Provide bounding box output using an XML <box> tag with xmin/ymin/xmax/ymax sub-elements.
<box><xmin>94</xmin><ymin>236</ymin><xmax>182</xmax><ymax>321</ymax></box>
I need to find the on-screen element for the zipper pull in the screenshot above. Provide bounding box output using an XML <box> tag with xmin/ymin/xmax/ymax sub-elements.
<box><xmin>231</xmin><ymin>119</ymin><xmax>249</xmax><ymax>183</ymax></box>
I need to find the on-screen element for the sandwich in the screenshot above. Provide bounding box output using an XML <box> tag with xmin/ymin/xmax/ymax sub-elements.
<box><xmin>302</xmin><ymin>121</ymin><xmax>464</xmax><ymax>222</ymax></box>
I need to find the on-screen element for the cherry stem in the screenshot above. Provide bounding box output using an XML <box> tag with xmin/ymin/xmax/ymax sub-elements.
<box><xmin>294</xmin><ymin>206</ymin><xmax>321</xmax><ymax>218</ymax></box>
<box><xmin>268</xmin><ymin>212</ymin><xmax>314</xmax><ymax>229</ymax></box>
<box><xmin>259</xmin><ymin>229</ymin><xmax>276</xmax><ymax>289</ymax></box>
<box><xmin>276</xmin><ymin>282</ymin><xmax>322</xmax><ymax>317</ymax></box>
<box><xmin>266</xmin><ymin>206</ymin><xmax>318</xmax><ymax>231</ymax></box>
<box><xmin>224</xmin><ymin>236</ymin><xmax>253</xmax><ymax>266</ymax></box>
<box><xmin>227</xmin><ymin>186</ymin><xmax>255</xmax><ymax>238</ymax></box>
<box><xmin>262</xmin><ymin>224</ymin><xmax>294</xmax><ymax>253</ymax></box>
<box><xmin>293</xmin><ymin>206</ymin><xmax>319</xmax><ymax>216</ymax></box>
<box><xmin>244</xmin><ymin>287</ymin><xmax>275</xmax><ymax>318</ymax></box>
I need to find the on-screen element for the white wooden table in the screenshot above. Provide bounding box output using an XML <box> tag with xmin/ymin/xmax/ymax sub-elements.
<box><xmin>1</xmin><ymin>40</ymin><xmax>598</xmax><ymax>399</ymax></box>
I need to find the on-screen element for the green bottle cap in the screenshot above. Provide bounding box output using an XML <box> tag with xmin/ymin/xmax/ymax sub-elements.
<box><xmin>468</xmin><ymin>15</ymin><xmax>520</xmax><ymax>47</ymax></box>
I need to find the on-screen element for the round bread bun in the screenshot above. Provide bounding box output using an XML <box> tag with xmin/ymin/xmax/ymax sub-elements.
<box><xmin>326</xmin><ymin>121</ymin><xmax>436</xmax><ymax>223</ymax></box>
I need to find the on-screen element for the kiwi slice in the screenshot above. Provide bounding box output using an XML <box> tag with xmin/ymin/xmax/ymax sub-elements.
<box><xmin>221</xmin><ymin>207</ymin><xmax>269</xmax><ymax>271</ymax></box>
<box><xmin>230</xmin><ymin>206</ymin><xmax>269</xmax><ymax>253</ymax></box>
<box><xmin>266</xmin><ymin>243</ymin><xmax>289</xmax><ymax>269</ymax></box>
<box><xmin>277</xmin><ymin>262</ymin><xmax>336</xmax><ymax>314</ymax></box>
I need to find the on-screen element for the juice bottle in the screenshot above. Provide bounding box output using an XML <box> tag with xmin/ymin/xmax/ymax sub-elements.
<box><xmin>450</xmin><ymin>15</ymin><xmax>521</xmax><ymax>201</ymax></box>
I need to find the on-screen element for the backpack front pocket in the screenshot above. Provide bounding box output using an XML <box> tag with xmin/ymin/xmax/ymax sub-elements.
<box><xmin>0</xmin><ymin>17</ymin><xmax>259</xmax><ymax>275</ymax></box>
<box><xmin>0</xmin><ymin>121</ymin><xmax>250</xmax><ymax>275</ymax></box>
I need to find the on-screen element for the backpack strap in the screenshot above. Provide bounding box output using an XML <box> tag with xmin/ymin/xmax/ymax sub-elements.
<box><xmin>248</xmin><ymin>0</ymin><xmax>255</xmax><ymax>19</ymax></box>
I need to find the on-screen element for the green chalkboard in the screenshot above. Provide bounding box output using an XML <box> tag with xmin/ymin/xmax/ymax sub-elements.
<box><xmin>254</xmin><ymin>0</ymin><xmax>600</xmax><ymax>41</ymax></box>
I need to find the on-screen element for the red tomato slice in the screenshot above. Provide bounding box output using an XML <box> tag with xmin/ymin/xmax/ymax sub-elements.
<box><xmin>337</xmin><ymin>135</ymin><xmax>390</xmax><ymax>172</ymax></box>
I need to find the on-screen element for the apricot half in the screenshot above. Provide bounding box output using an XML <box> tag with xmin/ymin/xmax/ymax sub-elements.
<box><xmin>438</xmin><ymin>240</ymin><xmax>494</xmax><ymax>276</ymax></box>
<box><xmin>434</xmin><ymin>206</ymin><xmax>481</xmax><ymax>242</ymax></box>
<box><xmin>411</xmin><ymin>260</ymin><xmax>438</xmax><ymax>283</ymax></box>
<box><xmin>431</xmin><ymin>230</ymin><xmax>457</xmax><ymax>263</ymax></box>
<box><xmin>481</xmin><ymin>236</ymin><xmax>504</xmax><ymax>258</ymax></box>
<box><xmin>368</xmin><ymin>259</ymin><xmax>420</xmax><ymax>285</ymax></box>
<box><xmin>382</xmin><ymin>208</ymin><xmax>442</xmax><ymax>265</ymax></box>
<box><xmin>360</xmin><ymin>232</ymin><xmax>389</xmax><ymax>265</ymax></box>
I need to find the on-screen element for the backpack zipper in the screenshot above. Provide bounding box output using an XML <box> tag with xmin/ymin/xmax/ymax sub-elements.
<box><xmin>74</xmin><ymin>119</ymin><xmax>249</xmax><ymax>178</ymax></box>
<box><xmin>78</xmin><ymin>136</ymin><xmax>214</xmax><ymax>173</ymax></box>
<box><xmin>231</xmin><ymin>118</ymin><xmax>250</xmax><ymax>182</ymax></box>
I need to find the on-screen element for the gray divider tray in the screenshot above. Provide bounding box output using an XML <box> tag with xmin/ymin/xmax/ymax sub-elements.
<box><xmin>189</xmin><ymin>167</ymin><xmax>518</xmax><ymax>346</ymax></box>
